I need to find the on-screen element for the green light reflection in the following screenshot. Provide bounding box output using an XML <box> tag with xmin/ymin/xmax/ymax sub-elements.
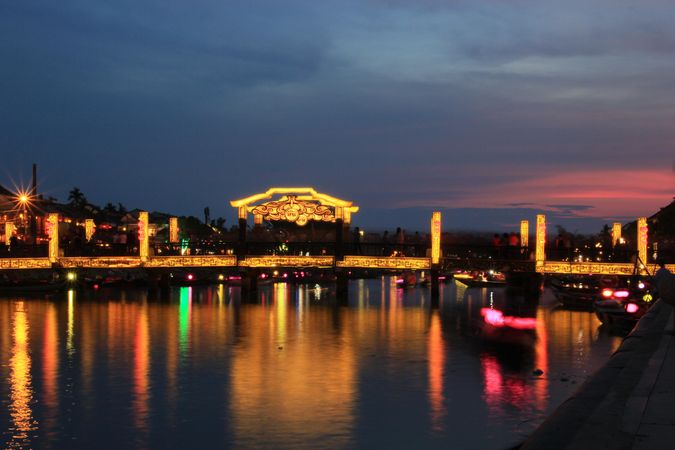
<box><xmin>179</xmin><ymin>287</ymin><xmax>192</xmax><ymax>357</ymax></box>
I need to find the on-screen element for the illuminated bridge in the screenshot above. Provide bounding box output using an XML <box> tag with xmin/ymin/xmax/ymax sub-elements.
<box><xmin>1</xmin><ymin>187</ymin><xmax>672</xmax><ymax>279</ymax></box>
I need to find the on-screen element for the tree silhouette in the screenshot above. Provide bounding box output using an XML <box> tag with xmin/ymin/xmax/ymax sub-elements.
<box><xmin>68</xmin><ymin>187</ymin><xmax>87</xmax><ymax>209</ymax></box>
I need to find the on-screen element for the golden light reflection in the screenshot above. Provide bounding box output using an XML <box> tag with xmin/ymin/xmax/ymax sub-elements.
<box><xmin>67</xmin><ymin>289</ymin><xmax>75</xmax><ymax>356</ymax></box>
<box><xmin>428</xmin><ymin>312</ymin><xmax>446</xmax><ymax>432</ymax></box>
<box><xmin>9</xmin><ymin>302</ymin><xmax>38</xmax><ymax>448</ymax></box>
<box><xmin>218</xmin><ymin>283</ymin><xmax>225</xmax><ymax>306</ymax></box>
<box><xmin>229</xmin><ymin>297</ymin><xmax>357</xmax><ymax>448</ymax></box>
<box><xmin>534</xmin><ymin>309</ymin><xmax>549</xmax><ymax>411</ymax></box>
<box><xmin>43</xmin><ymin>304</ymin><xmax>59</xmax><ymax>433</ymax></box>
<box><xmin>274</xmin><ymin>283</ymin><xmax>288</xmax><ymax>345</ymax></box>
<box><xmin>133</xmin><ymin>305</ymin><xmax>150</xmax><ymax>434</ymax></box>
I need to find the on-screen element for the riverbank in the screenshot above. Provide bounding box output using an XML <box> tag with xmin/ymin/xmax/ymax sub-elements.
<box><xmin>522</xmin><ymin>300</ymin><xmax>675</xmax><ymax>449</ymax></box>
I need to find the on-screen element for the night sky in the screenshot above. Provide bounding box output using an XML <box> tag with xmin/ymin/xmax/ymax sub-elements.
<box><xmin>1</xmin><ymin>0</ymin><xmax>674</xmax><ymax>232</ymax></box>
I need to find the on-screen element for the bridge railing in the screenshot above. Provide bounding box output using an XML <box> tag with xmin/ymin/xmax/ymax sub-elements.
<box><xmin>151</xmin><ymin>242</ymin><xmax>237</xmax><ymax>256</ymax></box>
<box><xmin>441</xmin><ymin>244</ymin><xmax>532</xmax><ymax>261</ymax></box>
<box><xmin>345</xmin><ymin>242</ymin><xmax>428</xmax><ymax>257</ymax></box>
<box><xmin>62</xmin><ymin>243</ymin><xmax>138</xmax><ymax>257</ymax></box>
<box><xmin>0</xmin><ymin>244</ymin><xmax>49</xmax><ymax>258</ymax></box>
<box><xmin>544</xmin><ymin>245</ymin><xmax>636</xmax><ymax>263</ymax></box>
<box><xmin>244</xmin><ymin>241</ymin><xmax>336</xmax><ymax>256</ymax></box>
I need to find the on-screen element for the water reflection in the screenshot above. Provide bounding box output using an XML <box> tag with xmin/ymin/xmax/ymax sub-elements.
<box><xmin>67</xmin><ymin>289</ymin><xmax>75</xmax><ymax>356</ymax></box>
<box><xmin>8</xmin><ymin>302</ymin><xmax>38</xmax><ymax>448</ymax></box>
<box><xmin>230</xmin><ymin>283</ymin><xmax>357</xmax><ymax>448</ymax></box>
<box><xmin>133</xmin><ymin>304</ymin><xmax>150</xmax><ymax>435</ymax></box>
<box><xmin>0</xmin><ymin>279</ymin><xmax>623</xmax><ymax>449</ymax></box>
<box><xmin>179</xmin><ymin>286</ymin><xmax>192</xmax><ymax>358</ymax></box>
<box><xmin>42</xmin><ymin>303</ymin><xmax>59</xmax><ymax>439</ymax></box>
<box><xmin>428</xmin><ymin>312</ymin><xmax>446</xmax><ymax>432</ymax></box>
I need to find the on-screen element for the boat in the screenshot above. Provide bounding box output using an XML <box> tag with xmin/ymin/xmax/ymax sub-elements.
<box><xmin>593</xmin><ymin>283</ymin><xmax>655</xmax><ymax>330</ymax></box>
<box><xmin>454</xmin><ymin>270</ymin><xmax>507</xmax><ymax>288</ymax></box>
<box><xmin>549</xmin><ymin>275</ymin><xmax>602</xmax><ymax>309</ymax></box>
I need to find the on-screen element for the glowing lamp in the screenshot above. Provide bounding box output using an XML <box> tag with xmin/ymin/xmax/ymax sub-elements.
<box><xmin>535</xmin><ymin>214</ymin><xmax>546</xmax><ymax>263</ymax></box>
<box><xmin>187</xmin><ymin>274</ymin><xmax>194</xmax><ymax>281</ymax></box>
<box><xmin>66</xmin><ymin>272</ymin><xmax>76</xmax><ymax>281</ymax></box>
<box><xmin>218</xmin><ymin>274</ymin><xmax>225</xmax><ymax>281</ymax></box>
<box><xmin>138</xmin><ymin>211</ymin><xmax>149</xmax><ymax>261</ymax></box>
<box><xmin>637</xmin><ymin>217</ymin><xmax>648</xmax><ymax>265</ymax></box>
<box><xmin>643</xmin><ymin>293</ymin><xmax>653</xmax><ymax>303</ymax></box>
<box><xmin>601</xmin><ymin>289</ymin><xmax>614</xmax><ymax>298</ymax></box>
<box><xmin>612</xmin><ymin>223</ymin><xmax>622</xmax><ymax>246</ymax></box>
<box><xmin>625</xmin><ymin>303</ymin><xmax>639</xmax><ymax>314</ymax></box>
<box><xmin>169</xmin><ymin>217</ymin><xmax>179</xmax><ymax>243</ymax></box>
<box><xmin>638</xmin><ymin>282</ymin><xmax>645</xmax><ymax>289</ymax></box>
<box><xmin>614</xmin><ymin>290</ymin><xmax>630</xmax><ymax>298</ymax></box>
<box><xmin>430</xmin><ymin>211</ymin><xmax>441</xmax><ymax>265</ymax></box>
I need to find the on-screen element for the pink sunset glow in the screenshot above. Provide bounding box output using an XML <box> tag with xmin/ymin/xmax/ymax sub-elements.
<box><xmin>396</xmin><ymin>168</ymin><xmax>674</xmax><ymax>220</ymax></box>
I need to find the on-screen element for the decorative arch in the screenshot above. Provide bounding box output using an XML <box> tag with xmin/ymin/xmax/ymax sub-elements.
<box><xmin>230</xmin><ymin>187</ymin><xmax>359</xmax><ymax>226</ymax></box>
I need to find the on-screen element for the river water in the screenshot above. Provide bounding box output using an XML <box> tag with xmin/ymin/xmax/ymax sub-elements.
<box><xmin>0</xmin><ymin>278</ymin><xmax>622</xmax><ymax>449</ymax></box>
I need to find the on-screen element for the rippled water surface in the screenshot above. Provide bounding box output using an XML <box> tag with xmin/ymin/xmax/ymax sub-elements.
<box><xmin>0</xmin><ymin>279</ymin><xmax>622</xmax><ymax>449</ymax></box>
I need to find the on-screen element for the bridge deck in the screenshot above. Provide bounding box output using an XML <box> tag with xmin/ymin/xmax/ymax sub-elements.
<box><xmin>1</xmin><ymin>254</ymin><xmax>671</xmax><ymax>274</ymax></box>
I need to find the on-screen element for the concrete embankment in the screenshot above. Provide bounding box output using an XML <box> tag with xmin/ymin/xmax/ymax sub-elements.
<box><xmin>522</xmin><ymin>300</ymin><xmax>674</xmax><ymax>450</ymax></box>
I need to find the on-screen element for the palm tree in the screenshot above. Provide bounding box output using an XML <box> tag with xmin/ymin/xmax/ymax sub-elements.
<box><xmin>68</xmin><ymin>187</ymin><xmax>87</xmax><ymax>209</ymax></box>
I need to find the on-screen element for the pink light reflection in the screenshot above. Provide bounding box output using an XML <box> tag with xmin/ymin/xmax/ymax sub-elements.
<box><xmin>480</xmin><ymin>308</ymin><xmax>537</xmax><ymax>330</ymax></box>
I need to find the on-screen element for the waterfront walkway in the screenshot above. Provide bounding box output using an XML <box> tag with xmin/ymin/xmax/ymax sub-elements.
<box><xmin>523</xmin><ymin>301</ymin><xmax>675</xmax><ymax>449</ymax></box>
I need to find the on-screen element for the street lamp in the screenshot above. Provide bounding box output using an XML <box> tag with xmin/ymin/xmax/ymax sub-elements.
<box><xmin>13</xmin><ymin>190</ymin><xmax>33</xmax><ymax>242</ymax></box>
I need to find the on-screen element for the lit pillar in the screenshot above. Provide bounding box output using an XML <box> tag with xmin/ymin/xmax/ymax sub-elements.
<box><xmin>238</xmin><ymin>207</ymin><xmax>247</xmax><ymax>258</ymax></box>
<box><xmin>138</xmin><ymin>211</ymin><xmax>149</xmax><ymax>262</ymax></box>
<box><xmin>612</xmin><ymin>222</ymin><xmax>622</xmax><ymax>246</ymax></box>
<box><xmin>253</xmin><ymin>214</ymin><xmax>263</xmax><ymax>227</ymax></box>
<box><xmin>85</xmin><ymin>219</ymin><xmax>96</xmax><ymax>242</ymax></box>
<box><xmin>431</xmin><ymin>211</ymin><xmax>441</xmax><ymax>265</ymax></box>
<box><xmin>520</xmin><ymin>220</ymin><xmax>529</xmax><ymax>248</ymax></box>
<box><xmin>169</xmin><ymin>217</ymin><xmax>179</xmax><ymax>243</ymax></box>
<box><xmin>4</xmin><ymin>221</ymin><xmax>14</xmax><ymax>246</ymax></box>
<box><xmin>430</xmin><ymin>211</ymin><xmax>441</xmax><ymax>302</ymax></box>
<box><xmin>535</xmin><ymin>214</ymin><xmax>546</xmax><ymax>264</ymax></box>
<box><xmin>637</xmin><ymin>217</ymin><xmax>648</xmax><ymax>265</ymax></box>
<box><xmin>46</xmin><ymin>213</ymin><xmax>59</xmax><ymax>263</ymax></box>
